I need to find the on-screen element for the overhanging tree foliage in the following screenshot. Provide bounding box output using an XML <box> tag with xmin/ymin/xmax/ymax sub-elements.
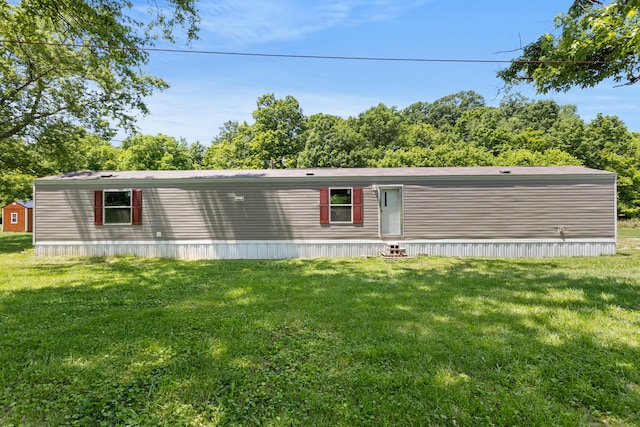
<box><xmin>0</xmin><ymin>0</ymin><xmax>199</xmax><ymax>174</ymax></box>
<box><xmin>499</xmin><ymin>0</ymin><xmax>640</xmax><ymax>92</ymax></box>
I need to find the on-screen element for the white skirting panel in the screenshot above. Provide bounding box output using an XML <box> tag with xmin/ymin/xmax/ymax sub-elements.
<box><xmin>403</xmin><ymin>240</ymin><xmax>616</xmax><ymax>258</ymax></box>
<box><xmin>34</xmin><ymin>239</ymin><xmax>616</xmax><ymax>260</ymax></box>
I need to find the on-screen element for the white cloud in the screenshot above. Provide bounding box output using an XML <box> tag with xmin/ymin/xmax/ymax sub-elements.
<box><xmin>196</xmin><ymin>0</ymin><xmax>433</xmax><ymax>46</ymax></box>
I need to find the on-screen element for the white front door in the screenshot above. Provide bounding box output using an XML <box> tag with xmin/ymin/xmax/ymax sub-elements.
<box><xmin>380</xmin><ymin>187</ymin><xmax>402</xmax><ymax>236</ymax></box>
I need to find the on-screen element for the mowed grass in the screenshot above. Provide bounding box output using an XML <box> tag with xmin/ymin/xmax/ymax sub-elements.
<box><xmin>1</xmin><ymin>232</ymin><xmax>639</xmax><ymax>426</ymax></box>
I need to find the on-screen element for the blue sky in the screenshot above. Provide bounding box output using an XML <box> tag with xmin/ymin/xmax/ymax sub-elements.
<box><xmin>128</xmin><ymin>0</ymin><xmax>640</xmax><ymax>144</ymax></box>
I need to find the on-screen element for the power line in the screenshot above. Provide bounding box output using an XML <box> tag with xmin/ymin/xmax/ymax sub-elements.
<box><xmin>1</xmin><ymin>39</ymin><xmax>638</xmax><ymax>65</ymax></box>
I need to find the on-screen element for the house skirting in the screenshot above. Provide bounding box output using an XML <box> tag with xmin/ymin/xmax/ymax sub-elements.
<box><xmin>34</xmin><ymin>239</ymin><xmax>616</xmax><ymax>259</ymax></box>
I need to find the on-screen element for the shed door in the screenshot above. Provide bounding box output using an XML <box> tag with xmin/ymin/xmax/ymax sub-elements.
<box><xmin>380</xmin><ymin>187</ymin><xmax>402</xmax><ymax>237</ymax></box>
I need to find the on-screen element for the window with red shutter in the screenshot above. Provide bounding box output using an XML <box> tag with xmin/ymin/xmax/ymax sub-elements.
<box><xmin>96</xmin><ymin>189</ymin><xmax>142</xmax><ymax>225</ymax></box>
<box><xmin>321</xmin><ymin>187</ymin><xmax>363</xmax><ymax>225</ymax></box>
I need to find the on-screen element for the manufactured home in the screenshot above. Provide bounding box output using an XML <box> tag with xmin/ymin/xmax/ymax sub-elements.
<box><xmin>2</xmin><ymin>200</ymin><xmax>33</xmax><ymax>232</ymax></box>
<box><xmin>32</xmin><ymin>166</ymin><xmax>617</xmax><ymax>259</ymax></box>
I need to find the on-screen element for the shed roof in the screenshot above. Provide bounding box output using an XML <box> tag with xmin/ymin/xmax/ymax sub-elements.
<box><xmin>3</xmin><ymin>200</ymin><xmax>33</xmax><ymax>209</ymax></box>
<box><xmin>34</xmin><ymin>166</ymin><xmax>614</xmax><ymax>183</ymax></box>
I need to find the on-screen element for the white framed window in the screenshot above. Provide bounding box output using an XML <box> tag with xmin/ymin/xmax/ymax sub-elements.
<box><xmin>329</xmin><ymin>188</ymin><xmax>353</xmax><ymax>223</ymax></box>
<box><xmin>103</xmin><ymin>190</ymin><xmax>132</xmax><ymax>225</ymax></box>
<box><xmin>10</xmin><ymin>212</ymin><xmax>18</xmax><ymax>224</ymax></box>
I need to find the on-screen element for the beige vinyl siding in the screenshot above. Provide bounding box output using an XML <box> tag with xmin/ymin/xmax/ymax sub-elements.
<box><xmin>34</xmin><ymin>181</ymin><xmax>379</xmax><ymax>242</ymax></box>
<box><xmin>403</xmin><ymin>177</ymin><xmax>615</xmax><ymax>239</ymax></box>
<box><xmin>34</xmin><ymin>174</ymin><xmax>616</xmax><ymax>244</ymax></box>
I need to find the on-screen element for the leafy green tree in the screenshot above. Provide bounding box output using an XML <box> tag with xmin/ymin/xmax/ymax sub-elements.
<box><xmin>1</xmin><ymin>123</ymin><xmax>120</xmax><ymax>176</ymax></box>
<box><xmin>496</xmin><ymin>149</ymin><xmax>583</xmax><ymax>166</ymax></box>
<box><xmin>427</xmin><ymin>143</ymin><xmax>496</xmax><ymax>167</ymax></box>
<box><xmin>203</xmin><ymin>122</ymin><xmax>264</xmax><ymax>169</ymax></box>
<box><xmin>374</xmin><ymin>147</ymin><xmax>437</xmax><ymax>168</ymax></box>
<box><xmin>424</xmin><ymin>91</ymin><xmax>485</xmax><ymax>128</ymax></box>
<box><xmin>357</xmin><ymin>104</ymin><xmax>409</xmax><ymax>151</ymax></box>
<box><xmin>0</xmin><ymin>127</ymin><xmax>120</xmax><ymax>207</ymax></box>
<box><xmin>38</xmin><ymin>128</ymin><xmax>124</xmax><ymax>173</ymax></box>
<box><xmin>202</xmin><ymin>140</ymin><xmax>236</xmax><ymax>170</ymax></box>
<box><xmin>579</xmin><ymin>114</ymin><xmax>634</xmax><ymax>169</ymax></box>
<box><xmin>118</xmin><ymin>134</ymin><xmax>192</xmax><ymax>170</ymax></box>
<box><xmin>251</xmin><ymin>94</ymin><xmax>306</xmax><ymax>168</ymax></box>
<box><xmin>203</xmin><ymin>121</ymin><xmax>245</xmax><ymax>169</ymax></box>
<box><xmin>455</xmin><ymin>107</ymin><xmax>514</xmax><ymax>154</ymax></box>
<box><xmin>403</xmin><ymin>123</ymin><xmax>441</xmax><ymax>148</ymax></box>
<box><xmin>1</xmin><ymin>0</ymin><xmax>198</xmax><ymax>173</ymax></box>
<box><xmin>203</xmin><ymin>95</ymin><xmax>307</xmax><ymax>169</ymax></box>
<box><xmin>576</xmin><ymin>114</ymin><xmax>640</xmax><ymax>216</ymax></box>
<box><xmin>499</xmin><ymin>93</ymin><xmax>531</xmax><ymax>119</ymax></box>
<box><xmin>375</xmin><ymin>142</ymin><xmax>496</xmax><ymax>168</ymax></box>
<box><xmin>189</xmin><ymin>141</ymin><xmax>206</xmax><ymax>169</ymax></box>
<box><xmin>543</xmin><ymin>108</ymin><xmax>587</xmax><ymax>155</ymax></box>
<box><xmin>401</xmin><ymin>101</ymin><xmax>431</xmax><ymax>125</ymax></box>
<box><xmin>84</xmin><ymin>139</ymin><xmax>122</xmax><ymax>171</ymax></box>
<box><xmin>499</xmin><ymin>1</ymin><xmax>640</xmax><ymax>91</ymax></box>
<box><xmin>509</xmin><ymin>129</ymin><xmax>548</xmax><ymax>153</ymax></box>
<box><xmin>212</xmin><ymin>121</ymin><xmax>241</xmax><ymax>146</ymax></box>
<box><xmin>0</xmin><ymin>172</ymin><xmax>34</xmax><ymax>209</ymax></box>
<box><xmin>297</xmin><ymin>114</ymin><xmax>366</xmax><ymax>168</ymax></box>
<box><xmin>514</xmin><ymin>100</ymin><xmax>561</xmax><ymax>132</ymax></box>
<box><xmin>600</xmin><ymin>150</ymin><xmax>640</xmax><ymax>217</ymax></box>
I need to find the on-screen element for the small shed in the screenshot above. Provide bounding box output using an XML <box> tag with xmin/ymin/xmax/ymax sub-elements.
<box><xmin>32</xmin><ymin>166</ymin><xmax>618</xmax><ymax>259</ymax></box>
<box><xmin>2</xmin><ymin>200</ymin><xmax>34</xmax><ymax>232</ymax></box>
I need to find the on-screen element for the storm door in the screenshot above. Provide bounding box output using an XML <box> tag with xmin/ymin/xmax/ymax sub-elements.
<box><xmin>379</xmin><ymin>186</ymin><xmax>403</xmax><ymax>237</ymax></box>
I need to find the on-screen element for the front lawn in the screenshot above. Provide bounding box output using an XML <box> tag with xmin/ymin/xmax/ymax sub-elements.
<box><xmin>1</xmin><ymin>232</ymin><xmax>639</xmax><ymax>426</ymax></box>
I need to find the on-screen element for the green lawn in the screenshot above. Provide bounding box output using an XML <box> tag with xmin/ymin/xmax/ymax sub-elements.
<box><xmin>1</xmin><ymin>232</ymin><xmax>639</xmax><ymax>426</ymax></box>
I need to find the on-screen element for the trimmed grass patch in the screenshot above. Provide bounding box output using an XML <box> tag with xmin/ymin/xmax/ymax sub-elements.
<box><xmin>1</xmin><ymin>232</ymin><xmax>639</xmax><ymax>426</ymax></box>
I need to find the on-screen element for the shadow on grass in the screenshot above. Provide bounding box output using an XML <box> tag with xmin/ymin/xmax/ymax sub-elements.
<box><xmin>1</xmin><ymin>255</ymin><xmax>639</xmax><ymax>426</ymax></box>
<box><xmin>0</xmin><ymin>232</ymin><xmax>32</xmax><ymax>254</ymax></box>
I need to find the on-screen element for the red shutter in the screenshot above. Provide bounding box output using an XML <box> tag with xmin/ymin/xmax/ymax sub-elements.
<box><xmin>353</xmin><ymin>187</ymin><xmax>363</xmax><ymax>225</ymax></box>
<box><xmin>94</xmin><ymin>190</ymin><xmax>103</xmax><ymax>225</ymax></box>
<box><xmin>319</xmin><ymin>188</ymin><xmax>330</xmax><ymax>224</ymax></box>
<box><xmin>132</xmin><ymin>189</ymin><xmax>142</xmax><ymax>225</ymax></box>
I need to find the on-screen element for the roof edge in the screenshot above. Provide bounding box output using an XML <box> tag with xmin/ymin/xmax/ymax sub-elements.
<box><xmin>33</xmin><ymin>166</ymin><xmax>616</xmax><ymax>184</ymax></box>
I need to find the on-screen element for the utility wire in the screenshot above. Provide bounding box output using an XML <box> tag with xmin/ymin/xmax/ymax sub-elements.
<box><xmin>1</xmin><ymin>39</ymin><xmax>639</xmax><ymax>65</ymax></box>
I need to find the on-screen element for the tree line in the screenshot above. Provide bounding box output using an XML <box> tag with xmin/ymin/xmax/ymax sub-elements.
<box><xmin>2</xmin><ymin>91</ymin><xmax>639</xmax><ymax>218</ymax></box>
